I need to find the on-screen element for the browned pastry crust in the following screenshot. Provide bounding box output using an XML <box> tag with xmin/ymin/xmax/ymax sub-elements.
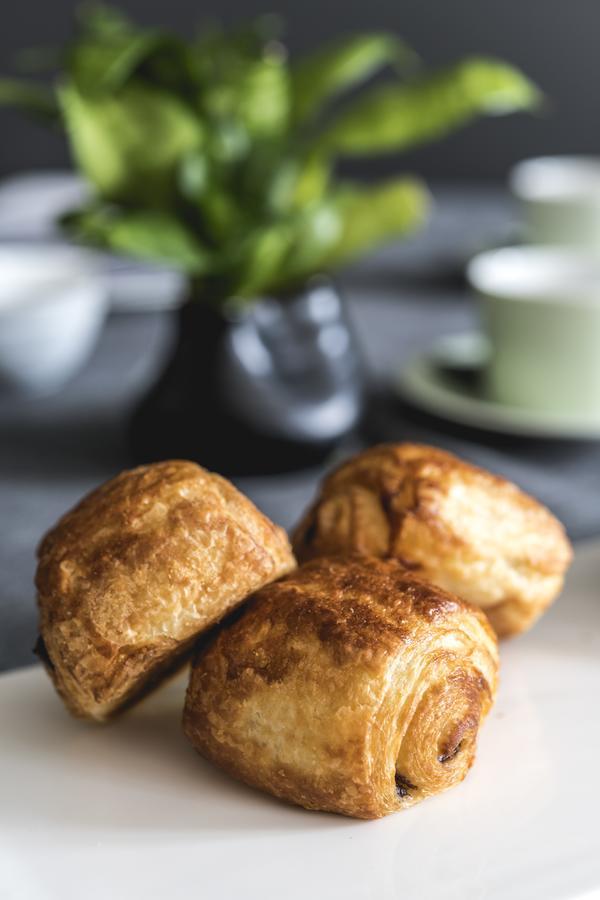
<box><xmin>183</xmin><ymin>555</ymin><xmax>499</xmax><ymax>819</ymax></box>
<box><xmin>35</xmin><ymin>460</ymin><xmax>295</xmax><ymax>721</ymax></box>
<box><xmin>292</xmin><ymin>443</ymin><xmax>572</xmax><ymax>638</ymax></box>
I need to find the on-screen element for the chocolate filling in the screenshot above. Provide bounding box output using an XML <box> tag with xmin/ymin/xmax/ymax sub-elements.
<box><xmin>438</xmin><ymin>740</ymin><xmax>463</xmax><ymax>764</ymax></box>
<box><xmin>303</xmin><ymin>519</ymin><xmax>318</xmax><ymax>546</ymax></box>
<box><xmin>395</xmin><ymin>773</ymin><xmax>417</xmax><ymax>798</ymax></box>
<box><xmin>34</xmin><ymin>635</ymin><xmax>54</xmax><ymax>671</ymax></box>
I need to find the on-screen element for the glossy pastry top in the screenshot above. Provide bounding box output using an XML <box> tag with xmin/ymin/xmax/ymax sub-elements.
<box><xmin>184</xmin><ymin>555</ymin><xmax>499</xmax><ymax>819</ymax></box>
<box><xmin>212</xmin><ymin>551</ymin><xmax>487</xmax><ymax>661</ymax></box>
<box><xmin>292</xmin><ymin>443</ymin><xmax>572</xmax><ymax>637</ymax></box>
<box><xmin>36</xmin><ymin>460</ymin><xmax>295</xmax><ymax>719</ymax></box>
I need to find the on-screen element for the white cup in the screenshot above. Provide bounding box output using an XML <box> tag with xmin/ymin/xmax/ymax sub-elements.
<box><xmin>0</xmin><ymin>244</ymin><xmax>108</xmax><ymax>394</ymax></box>
<box><xmin>467</xmin><ymin>246</ymin><xmax>600</xmax><ymax>415</ymax></box>
<box><xmin>509</xmin><ymin>156</ymin><xmax>600</xmax><ymax>249</ymax></box>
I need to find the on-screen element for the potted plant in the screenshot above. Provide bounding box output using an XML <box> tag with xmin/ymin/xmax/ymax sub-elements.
<box><xmin>0</xmin><ymin>5</ymin><xmax>540</xmax><ymax>473</ymax></box>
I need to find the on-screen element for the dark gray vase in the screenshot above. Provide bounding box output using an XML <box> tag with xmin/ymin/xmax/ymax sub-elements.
<box><xmin>130</xmin><ymin>278</ymin><xmax>365</xmax><ymax>476</ymax></box>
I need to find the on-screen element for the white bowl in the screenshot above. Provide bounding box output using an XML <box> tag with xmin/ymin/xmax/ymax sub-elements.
<box><xmin>0</xmin><ymin>172</ymin><xmax>185</xmax><ymax>313</ymax></box>
<box><xmin>509</xmin><ymin>156</ymin><xmax>600</xmax><ymax>248</ymax></box>
<box><xmin>0</xmin><ymin>244</ymin><xmax>108</xmax><ymax>394</ymax></box>
<box><xmin>0</xmin><ymin>171</ymin><xmax>90</xmax><ymax>240</ymax></box>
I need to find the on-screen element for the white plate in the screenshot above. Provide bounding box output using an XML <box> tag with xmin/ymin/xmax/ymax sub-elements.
<box><xmin>2</xmin><ymin>540</ymin><xmax>600</xmax><ymax>900</ymax></box>
<box><xmin>395</xmin><ymin>332</ymin><xmax>600</xmax><ymax>440</ymax></box>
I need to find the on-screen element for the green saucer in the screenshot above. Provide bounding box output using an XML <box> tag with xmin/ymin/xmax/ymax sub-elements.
<box><xmin>395</xmin><ymin>332</ymin><xmax>600</xmax><ymax>440</ymax></box>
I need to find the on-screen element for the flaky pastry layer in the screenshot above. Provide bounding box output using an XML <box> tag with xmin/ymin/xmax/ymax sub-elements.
<box><xmin>184</xmin><ymin>555</ymin><xmax>499</xmax><ymax>818</ymax></box>
<box><xmin>292</xmin><ymin>443</ymin><xmax>572</xmax><ymax>637</ymax></box>
<box><xmin>36</xmin><ymin>460</ymin><xmax>295</xmax><ymax>720</ymax></box>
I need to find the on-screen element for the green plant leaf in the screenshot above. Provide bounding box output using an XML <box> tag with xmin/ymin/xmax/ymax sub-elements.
<box><xmin>238</xmin><ymin>57</ymin><xmax>290</xmax><ymax>136</ymax></box>
<box><xmin>206</xmin><ymin>118</ymin><xmax>250</xmax><ymax>165</ymax></box>
<box><xmin>76</xmin><ymin>3</ymin><xmax>133</xmax><ymax>39</ymax></box>
<box><xmin>319</xmin><ymin>56</ymin><xmax>541</xmax><ymax>155</ymax></box>
<box><xmin>0</xmin><ymin>78</ymin><xmax>59</xmax><ymax>122</ymax></box>
<box><xmin>64</xmin><ymin>204</ymin><xmax>210</xmax><ymax>271</ymax></box>
<box><xmin>290</xmin><ymin>152</ymin><xmax>330</xmax><ymax>206</ymax></box>
<box><xmin>198</xmin><ymin>186</ymin><xmax>241</xmax><ymax>243</ymax></box>
<box><xmin>59</xmin><ymin>83</ymin><xmax>203</xmax><ymax>204</ymax></box>
<box><xmin>277</xmin><ymin>201</ymin><xmax>342</xmax><ymax>285</ymax></box>
<box><xmin>228</xmin><ymin>224</ymin><xmax>294</xmax><ymax>299</ymax></box>
<box><xmin>67</xmin><ymin>31</ymin><xmax>168</xmax><ymax>93</ymax></box>
<box><xmin>107</xmin><ymin>211</ymin><xmax>210</xmax><ymax>270</ymax></box>
<box><xmin>201</xmin><ymin>54</ymin><xmax>290</xmax><ymax>141</ymax></box>
<box><xmin>67</xmin><ymin>3</ymin><xmax>177</xmax><ymax>93</ymax></box>
<box><xmin>321</xmin><ymin>176</ymin><xmax>430</xmax><ymax>268</ymax></box>
<box><xmin>177</xmin><ymin>151</ymin><xmax>243</xmax><ymax>244</ymax></box>
<box><xmin>259</xmin><ymin>150</ymin><xmax>330</xmax><ymax>215</ymax></box>
<box><xmin>68</xmin><ymin>4</ymin><xmax>195</xmax><ymax>96</ymax></box>
<box><xmin>178</xmin><ymin>149</ymin><xmax>209</xmax><ymax>200</ymax></box>
<box><xmin>2</xmin><ymin>9</ymin><xmax>541</xmax><ymax>307</ymax></box>
<box><xmin>291</xmin><ymin>33</ymin><xmax>415</xmax><ymax>124</ymax></box>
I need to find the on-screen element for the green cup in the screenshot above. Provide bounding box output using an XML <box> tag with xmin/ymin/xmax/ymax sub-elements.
<box><xmin>509</xmin><ymin>156</ymin><xmax>600</xmax><ymax>248</ymax></box>
<box><xmin>467</xmin><ymin>246</ymin><xmax>600</xmax><ymax>416</ymax></box>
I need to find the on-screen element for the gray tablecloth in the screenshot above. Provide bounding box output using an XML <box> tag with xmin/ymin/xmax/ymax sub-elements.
<box><xmin>2</xmin><ymin>185</ymin><xmax>598</xmax><ymax>672</ymax></box>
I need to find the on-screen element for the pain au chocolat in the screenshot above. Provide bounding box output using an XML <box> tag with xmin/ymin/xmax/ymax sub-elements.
<box><xmin>183</xmin><ymin>555</ymin><xmax>499</xmax><ymax>819</ymax></box>
<box><xmin>292</xmin><ymin>443</ymin><xmax>572</xmax><ymax>638</ymax></box>
<box><xmin>35</xmin><ymin>460</ymin><xmax>295</xmax><ymax>721</ymax></box>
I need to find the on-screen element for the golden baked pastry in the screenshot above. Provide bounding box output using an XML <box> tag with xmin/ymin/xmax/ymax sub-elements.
<box><xmin>35</xmin><ymin>460</ymin><xmax>295</xmax><ymax>722</ymax></box>
<box><xmin>292</xmin><ymin>443</ymin><xmax>572</xmax><ymax>638</ymax></box>
<box><xmin>183</xmin><ymin>555</ymin><xmax>498</xmax><ymax>819</ymax></box>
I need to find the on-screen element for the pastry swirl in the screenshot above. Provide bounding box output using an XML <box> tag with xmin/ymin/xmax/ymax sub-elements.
<box><xmin>35</xmin><ymin>460</ymin><xmax>295</xmax><ymax>721</ymax></box>
<box><xmin>292</xmin><ymin>443</ymin><xmax>572</xmax><ymax>637</ymax></box>
<box><xmin>183</xmin><ymin>555</ymin><xmax>499</xmax><ymax>819</ymax></box>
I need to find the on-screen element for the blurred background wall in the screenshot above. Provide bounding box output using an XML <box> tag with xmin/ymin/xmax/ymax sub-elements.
<box><xmin>0</xmin><ymin>0</ymin><xmax>597</xmax><ymax>181</ymax></box>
